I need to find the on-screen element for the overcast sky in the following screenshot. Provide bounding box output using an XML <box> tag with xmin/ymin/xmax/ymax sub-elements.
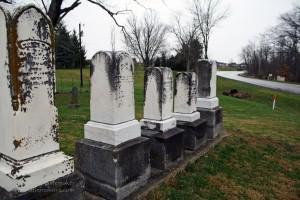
<box><xmin>2</xmin><ymin>0</ymin><xmax>298</xmax><ymax>63</ymax></box>
<box><xmin>61</xmin><ymin>0</ymin><xmax>297</xmax><ymax>63</ymax></box>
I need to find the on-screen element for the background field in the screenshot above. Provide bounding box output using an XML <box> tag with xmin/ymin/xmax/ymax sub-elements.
<box><xmin>55</xmin><ymin>68</ymin><xmax>300</xmax><ymax>199</ymax></box>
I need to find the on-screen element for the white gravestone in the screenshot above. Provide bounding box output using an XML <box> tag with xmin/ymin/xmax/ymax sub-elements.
<box><xmin>173</xmin><ymin>72</ymin><xmax>200</xmax><ymax>122</ymax></box>
<box><xmin>195</xmin><ymin>59</ymin><xmax>219</xmax><ymax>109</ymax></box>
<box><xmin>0</xmin><ymin>6</ymin><xmax>73</xmax><ymax>193</ymax></box>
<box><xmin>84</xmin><ymin>51</ymin><xmax>141</xmax><ymax>146</ymax></box>
<box><xmin>141</xmin><ymin>67</ymin><xmax>177</xmax><ymax>132</ymax></box>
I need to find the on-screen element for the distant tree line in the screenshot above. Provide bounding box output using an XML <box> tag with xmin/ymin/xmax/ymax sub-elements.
<box><xmin>55</xmin><ymin>22</ymin><xmax>87</xmax><ymax>69</ymax></box>
<box><xmin>241</xmin><ymin>5</ymin><xmax>300</xmax><ymax>82</ymax></box>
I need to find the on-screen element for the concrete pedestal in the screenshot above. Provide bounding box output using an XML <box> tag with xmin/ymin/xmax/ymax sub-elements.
<box><xmin>197</xmin><ymin>107</ymin><xmax>223</xmax><ymax>139</ymax></box>
<box><xmin>177</xmin><ymin>119</ymin><xmax>207</xmax><ymax>151</ymax></box>
<box><xmin>0</xmin><ymin>173</ymin><xmax>84</xmax><ymax>200</ymax></box>
<box><xmin>141</xmin><ymin>128</ymin><xmax>184</xmax><ymax>170</ymax></box>
<box><xmin>75</xmin><ymin>137</ymin><xmax>151</xmax><ymax>200</ymax></box>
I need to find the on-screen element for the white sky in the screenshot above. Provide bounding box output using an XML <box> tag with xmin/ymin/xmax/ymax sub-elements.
<box><xmin>63</xmin><ymin>0</ymin><xmax>297</xmax><ymax>63</ymax></box>
<box><xmin>1</xmin><ymin>0</ymin><xmax>298</xmax><ymax>63</ymax></box>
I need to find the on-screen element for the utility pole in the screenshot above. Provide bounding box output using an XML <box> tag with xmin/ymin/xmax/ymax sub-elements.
<box><xmin>79</xmin><ymin>23</ymin><xmax>83</xmax><ymax>87</ymax></box>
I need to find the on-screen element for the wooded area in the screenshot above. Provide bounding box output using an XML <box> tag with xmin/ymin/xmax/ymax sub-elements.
<box><xmin>241</xmin><ymin>6</ymin><xmax>300</xmax><ymax>82</ymax></box>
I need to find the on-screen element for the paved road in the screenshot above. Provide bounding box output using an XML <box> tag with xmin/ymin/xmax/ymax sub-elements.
<box><xmin>217</xmin><ymin>71</ymin><xmax>300</xmax><ymax>95</ymax></box>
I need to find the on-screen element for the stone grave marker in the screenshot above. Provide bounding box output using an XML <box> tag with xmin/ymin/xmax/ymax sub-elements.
<box><xmin>141</xmin><ymin>67</ymin><xmax>176</xmax><ymax>131</ymax></box>
<box><xmin>195</xmin><ymin>59</ymin><xmax>223</xmax><ymax>139</ymax></box>
<box><xmin>76</xmin><ymin>51</ymin><xmax>150</xmax><ymax>200</ymax></box>
<box><xmin>173</xmin><ymin>72</ymin><xmax>207</xmax><ymax>150</ymax></box>
<box><xmin>0</xmin><ymin>5</ymin><xmax>82</xmax><ymax>199</ymax></box>
<box><xmin>141</xmin><ymin>67</ymin><xmax>184</xmax><ymax>170</ymax></box>
<box><xmin>173</xmin><ymin>72</ymin><xmax>200</xmax><ymax>122</ymax></box>
<box><xmin>69</xmin><ymin>86</ymin><xmax>80</xmax><ymax>108</ymax></box>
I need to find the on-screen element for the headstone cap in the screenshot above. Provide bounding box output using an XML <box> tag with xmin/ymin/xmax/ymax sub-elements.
<box><xmin>91</xmin><ymin>51</ymin><xmax>131</xmax><ymax>60</ymax></box>
<box><xmin>197</xmin><ymin>59</ymin><xmax>217</xmax><ymax>65</ymax></box>
<box><xmin>175</xmin><ymin>72</ymin><xmax>194</xmax><ymax>79</ymax></box>
<box><xmin>12</xmin><ymin>4</ymin><xmax>53</xmax><ymax>29</ymax></box>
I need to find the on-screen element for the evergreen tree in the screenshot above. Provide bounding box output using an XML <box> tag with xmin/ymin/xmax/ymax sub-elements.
<box><xmin>55</xmin><ymin>22</ymin><xmax>87</xmax><ymax>69</ymax></box>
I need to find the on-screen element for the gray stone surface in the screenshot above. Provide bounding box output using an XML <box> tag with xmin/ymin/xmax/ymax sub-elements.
<box><xmin>197</xmin><ymin>107</ymin><xmax>223</xmax><ymax>139</ymax></box>
<box><xmin>75</xmin><ymin>137</ymin><xmax>151</xmax><ymax>200</ymax></box>
<box><xmin>0</xmin><ymin>173</ymin><xmax>84</xmax><ymax>200</ymax></box>
<box><xmin>69</xmin><ymin>86</ymin><xmax>80</xmax><ymax>108</ymax></box>
<box><xmin>206</xmin><ymin>123</ymin><xmax>224</xmax><ymax>139</ymax></box>
<box><xmin>197</xmin><ymin>107</ymin><xmax>223</xmax><ymax>127</ymax></box>
<box><xmin>177</xmin><ymin>119</ymin><xmax>207</xmax><ymax>151</ymax></box>
<box><xmin>195</xmin><ymin>59</ymin><xmax>217</xmax><ymax>98</ymax></box>
<box><xmin>142</xmin><ymin>128</ymin><xmax>184</xmax><ymax>170</ymax></box>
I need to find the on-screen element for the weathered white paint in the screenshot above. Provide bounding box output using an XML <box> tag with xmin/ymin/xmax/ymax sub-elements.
<box><xmin>174</xmin><ymin>72</ymin><xmax>198</xmax><ymax>114</ymax></box>
<box><xmin>0</xmin><ymin>6</ymin><xmax>74</xmax><ymax>193</ymax></box>
<box><xmin>0</xmin><ymin>7</ymin><xmax>12</xmax><ymax>160</ymax></box>
<box><xmin>0</xmin><ymin>6</ymin><xmax>59</xmax><ymax>160</ymax></box>
<box><xmin>172</xmin><ymin>112</ymin><xmax>200</xmax><ymax>122</ymax></box>
<box><xmin>140</xmin><ymin>117</ymin><xmax>176</xmax><ymax>132</ymax></box>
<box><xmin>0</xmin><ymin>152</ymin><xmax>73</xmax><ymax>192</ymax></box>
<box><xmin>143</xmin><ymin>67</ymin><xmax>174</xmax><ymax>121</ymax></box>
<box><xmin>86</xmin><ymin>51</ymin><xmax>140</xmax><ymax>145</ymax></box>
<box><xmin>142</xmin><ymin>67</ymin><xmax>177</xmax><ymax>132</ymax></box>
<box><xmin>85</xmin><ymin>120</ymin><xmax>141</xmax><ymax>146</ymax></box>
<box><xmin>196</xmin><ymin>97</ymin><xmax>219</xmax><ymax>109</ymax></box>
<box><xmin>90</xmin><ymin>51</ymin><xmax>135</xmax><ymax>124</ymax></box>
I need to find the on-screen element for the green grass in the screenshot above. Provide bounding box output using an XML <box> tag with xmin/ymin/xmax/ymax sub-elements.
<box><xmin>55</xmin><ymin>68</ymin><xmax>300</xmax><ymax>199</ymax></box>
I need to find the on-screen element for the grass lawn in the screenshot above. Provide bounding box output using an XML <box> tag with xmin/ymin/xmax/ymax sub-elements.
<box><xmin>55</xmin><ymin>68</ymin><xmax>300</xmax><ymax>199</ymax></box>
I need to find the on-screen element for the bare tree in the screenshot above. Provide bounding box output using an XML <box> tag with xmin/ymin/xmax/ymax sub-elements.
<box><xmin>171</xmin><ymin>16</ymin><xmax>201</xmax><ymax>71</ymax></box>
<box><xmin>123</xmin><ymin>11</ymin><xmax>169</xmax><ymax>68</ymax></box>
<box><xmin>192</xmin><ymin>0</ymin><xmax>228</xmax><ymax>59</ymax></box>
<box><xmin>0</xmin><ymin>0</ymin><xmax>12</xmax><ymax>4</ymax></box>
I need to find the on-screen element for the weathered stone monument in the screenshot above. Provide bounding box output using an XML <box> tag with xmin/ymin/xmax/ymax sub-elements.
<box><xmin>69</xmin><ymin>86</ymin><xmax>80</xmax><ymax>108</ymax></box>
<box><xmin>141</xmin><ymin>67</ymin><xmax>184</xmax><ymax>170</ymax></box>
<box><xmin>76</xmin><ymin>51</ymin><xmax>150</xmax><ymax>200</ymax></box>
<box><xmin>173</xmin><ymin>72</ymin><xmax>207</xmax><ymax>150</ymax></box>
<box><xmin>0</xmin><ymin>5</ymin><xmax>83</xmax><ymax>199</ymax></box>
<box><xmin>195</xmin><ymin>60</ymin><xmax>223</xmax><ymax>139</ymax></box>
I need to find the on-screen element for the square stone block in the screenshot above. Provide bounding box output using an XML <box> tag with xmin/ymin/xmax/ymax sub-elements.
<box><xmin>141</xmin><ymin>128</ymin><xmax>184</xmax><ymax>170</ymax></box>
<box><xmin>75</xmin><ymin>137</ymin><xmax>151</xmax><ymax>200</ymax></box>
<box><xmin>0</xmin><ymin>173</ymin><xmax>84</xmax><ymax>200</ymax></box>
<box><xmin>197</xmin><ymin>107</ymin><xmax>223</xmax><ymax>127</ymax></box>
<box><xmin>207</xmin><ymin>122</ymin><xmax>224</xmax><ymax>139</ymax></box>
<box><xmin>197</xmin><ymin>107</ymin><xmax>223</xmax><ymax>139</ymax></box>
<box><xmin>84</xmin><ymin>120</ymin><xmax>141</xmax><ymax>146</ymax></box>
<box><xmin>196</xmin><ymin>97</ymin><xmax>219</xmax><ymax>109</ymax></box>
<box><xmin>177</xmin><ymin>119</ymin><xmax>207</xmax><ymax>151</ymax></box>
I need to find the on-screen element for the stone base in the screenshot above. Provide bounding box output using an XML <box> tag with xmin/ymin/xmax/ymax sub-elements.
<box><xmin>141</xmin><ymin>128</ymin><xmax>184</xmax><ymax>170</ymax></box>
<box><xmin>196</xmin><ymin>97</ymin><xmax>219</xmax><ymax>109</ymax></box>
<box><xmin>0</xmin><ymin>173</ymin><xmax>84</xmax><ymax>200</ymax></box>
<box><xmin>172</xmin><ymin>112</ymin><xmax>200</xmax><ymax>122</ymax></box>
<box><xmin>197</xmin><ymin>107</ymin><xmax>223</xmax><ymax>139</ymax></box>
<box><xmin>207</xmin><ymin>122</ymin><xmax>224</xmax><ymax>139</ymax></box>
<box><xmin>75</xmin><ymin>137</ymin><xmax>151</xmax><ymax>200</ymax></box>
<box><xmin>140</xmin><ymin>117</ymin><xmax>176</xmax><ymax>132</ymax></box>
<box><xmin>84</xmin><ymin>120</ymin><xmax>141</xmax><ymax>146</ymax></box>
<box><xmin>0</xmin><ymin>151</ymin><xmax>74</xmax><ymax>193</ymax></box>
<box><xmin>177</xmin><ymin>119</ymin><xmax>207</xmax><ymax>151</ymax></box>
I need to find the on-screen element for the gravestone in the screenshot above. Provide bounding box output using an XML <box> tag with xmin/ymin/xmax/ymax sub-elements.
<box><xmin>76</xmin><ymin>51</ymin><xmax>150</xmax><ymax>200</ymax></box>
<box><xmin>0</xmin><ymin>5</ymin><xmax>83</xmax><ymax>199</ymax></box>
<box><xmin>173</xmin><ymin>72</ymin><xmax>200</xmax><ymax>122</ymax></box>
<box><xmin>173</xmin><ymin>72</ymin><xmax>207</xmax><ymax>150</ymax></box>
<box><xmin>141</xmin><ymin>67</ymin><xmax>184</xmax><ymax>170</ymax></box>
<box><xmin>195</xmin><ymin>59</ymin><xmax>223</xmax><ymax>139</ymax></box>
<box><xmin>69</xmin><ymin>86</ymin><xmax>80</xmax><ymax>108</ymax></box>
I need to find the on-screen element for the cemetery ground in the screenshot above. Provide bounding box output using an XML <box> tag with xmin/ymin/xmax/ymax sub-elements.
<box><xmin>55</xmin><ymin>67</ymin><xmax>300</xmax><ymax>199</ymax></box>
